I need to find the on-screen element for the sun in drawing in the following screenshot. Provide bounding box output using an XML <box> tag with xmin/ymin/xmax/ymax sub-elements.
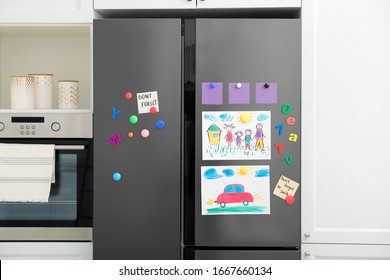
<box><xmin>237</xmin><ymin>112</ymin><xmax>253</xmax><ymax>125</ymax></box>
<box><xmin>236</xmin><ymin>166</ymin><xmax>253</xmax><ymax>176</ymax></box>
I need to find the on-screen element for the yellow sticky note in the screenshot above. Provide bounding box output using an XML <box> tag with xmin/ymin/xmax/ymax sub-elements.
<box><xmin>273</xmin><ymin>175</ymin><xmax>300</xmax><ymax>200</ymax></box>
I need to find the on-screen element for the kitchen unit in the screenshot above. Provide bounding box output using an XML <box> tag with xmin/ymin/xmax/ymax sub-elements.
<box><xmin>0</xmin><ymin>23</ymin><xmax>93</xmax><ymax>259</ymax></box>
<box><xmin>0</xmin><ymin>0</ymin><xmax>389</xmax><ymax>261</ymax></box>
<box><xmin>93</xmin><ymin>16</ymin><xmax>301</xmax><ymax>260</ymax></box>
<box><xmin>301</xmin><ymin>0</ymin><xmax>390</xmax><ymax>260</ymax></box>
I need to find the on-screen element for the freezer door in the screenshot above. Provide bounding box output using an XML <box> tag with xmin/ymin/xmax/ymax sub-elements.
<box><xmin>195</xmin><ymin>19</ymin><xmax>301</xmax><ymax>247</ymax></box>
<box><xmin>94</xmin><ymin>19</ymin><xmax>182</xmax><ymax>259</ymax></box>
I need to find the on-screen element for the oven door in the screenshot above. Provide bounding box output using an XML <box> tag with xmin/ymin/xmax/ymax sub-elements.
<box><xmin>0</xmin><ymin>139</ymin><xmax>92</xmax><ymax>241</ymax></box>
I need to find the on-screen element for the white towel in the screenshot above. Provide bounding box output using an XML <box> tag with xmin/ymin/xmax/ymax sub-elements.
<box><xmin>0</xmin><ymin>144</ymin><xmax>55</xmax><ymax>203</ymax></box>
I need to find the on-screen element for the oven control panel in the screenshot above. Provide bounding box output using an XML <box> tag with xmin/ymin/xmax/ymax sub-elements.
<box><xmin>0</xmin><ymin>113</ymin><xmax>92</xmax><ymax>138</ymax></box>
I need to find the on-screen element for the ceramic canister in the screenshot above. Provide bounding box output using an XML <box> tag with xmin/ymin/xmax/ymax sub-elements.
<box><xmin>10</xmin><ymin>76</ymin><xmax>35</xmax><ymax>109</ymax></box>
<box><xmin>58</xmin><ymin>80</ymin><xmax>79</xmax><ymax>109</ymax></box>
<box><xmin>28</xmin><ymin>74</ymin><xmax>54</xmax><ymax>109</ymax></box>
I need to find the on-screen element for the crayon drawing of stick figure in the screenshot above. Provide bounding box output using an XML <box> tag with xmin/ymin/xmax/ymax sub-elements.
<box><xmin>224</xmin><ymin>124</ymin><xmax>235</xmax><ymax>150</ymax></box>
<box><xmin>254</xmin><ymin>123</ymin><xmax>265</xmax><ymax>151</ymax></box>
<box><xmin>244</xmin><ymin>129</ymin><xmax>252</xmax><ymax>150</ymax></box>
<box><xmin>235</xmin><ymin>131</ymin><xmax>243</xmax><ymax>149</ymax></box>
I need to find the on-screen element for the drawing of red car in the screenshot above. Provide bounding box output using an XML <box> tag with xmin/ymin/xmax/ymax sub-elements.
<box><xmin>215</xmin><ymin>184</ymin><xmax>254</xmax><ymax>208</ymax></box>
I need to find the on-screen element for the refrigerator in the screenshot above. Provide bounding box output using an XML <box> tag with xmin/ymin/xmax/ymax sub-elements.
<box><xmin>93</xmin><ymin>18</ymin><xmax>301</xmax><ymax>260</ymax></box>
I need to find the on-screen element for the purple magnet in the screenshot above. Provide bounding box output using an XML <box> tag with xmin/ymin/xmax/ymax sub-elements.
<box><xmin>228</xmin><ymin>82</ymin><xmax>250</xmax><ymax>104</ymax></box>
<box><xmin>108</xmin><ymin>133</ymin><xmax>122</xmax><ymax>146</ymax></box>
<box><xmin>256</xmin><ymin>82</ymin><xmax>277</xmax><ymax>104</ymax></box>
<box><xmin>202</xmin><ymin>82</ymin><xmax>223</xmax><ymax>105</ymax></box>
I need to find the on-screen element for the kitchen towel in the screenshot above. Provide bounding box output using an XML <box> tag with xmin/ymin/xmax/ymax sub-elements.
<box><xmin>0</xmin><ymin>144</ymin><xmax>55</xmax><ymax>202</ymax></box>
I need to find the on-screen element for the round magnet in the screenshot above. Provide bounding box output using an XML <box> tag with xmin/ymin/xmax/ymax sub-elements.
<box><xmin>150</xmin><ymin>107</ymin><xmax>157</xmax><ymax>114</ymax></box>
<box><xmin>113</xmin><ymin>172</ymin><xmax>121</xmax><ymax>181</ymax></box>
<box><xmin>129</xmin><ymin>115</ymin><xmax>138</xmax><ymax>124</ymax></box>
<box><xmin>155</xmin><ymin>120</ymin><xmax>165</xmax><ymax>130</ymax></box>
<box><xmin>264</xmin><ymin>83</ymin><xmax>270</xmax><ymax>88</ymax></box>
<box><xmin>128</xmin><ymin>132</ymin><xmax>134</xmax><ymax>138</ymax></box>
<box><xmin>210</xmin><ymin>83</ymin><xmax>216</xmax><ymax>89</ymax></box>
<box><xmin>125</xmin><ymin>91</ymin><xmax>133</xmax><ymax>100</ymax></box>
<box><xmin>285</xmin><ymin>195</ymin><xmax>295</xmax><ymax>205</ymax></box>
<box><xmin>141</xmin><ymin>129</ymin><xmax>150</xmax><ymax>138</ymax></box>
<box><xmin>236</xmin><ymin>83</ymin><xmax>242</xmax><ymax>89</ymax></box>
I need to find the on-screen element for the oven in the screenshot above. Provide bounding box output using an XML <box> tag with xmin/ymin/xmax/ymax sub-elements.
<box><xmin>0</xmin><ymin>113</ymin><xmax>92</xmax><ymax>241</ymax></box>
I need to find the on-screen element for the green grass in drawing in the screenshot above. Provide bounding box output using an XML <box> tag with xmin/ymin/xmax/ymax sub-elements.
<box><xmin>205</xmin><ymin>144</ymin><xmax>269</xmax><ymax>158</ymax></box>
<box><xmin>207</xmin><ymin>206</ymin><xmax>267</xmax><ymax>214</ymax></box>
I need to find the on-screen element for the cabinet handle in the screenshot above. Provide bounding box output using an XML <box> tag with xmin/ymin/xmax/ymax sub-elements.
<box><xmin>54</xmin><ymin>145</ymin><xmax>85</xmax><ymax>150</ymax></box>
<box><xmin>304</xmin><ymin>251</ymin><xmax>311</xmax><ymax>256</ymax></box>
<box><xmin>304</xmin><ymin>232</ymin><xmax>311</xmax><ymax>237</ymax></box>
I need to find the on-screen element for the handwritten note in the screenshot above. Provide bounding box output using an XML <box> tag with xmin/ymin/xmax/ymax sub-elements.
<box><xmin>137</xmin><ymin>91</ymin><xmax>159</xmax><ymax>114</ymax></box>
<box><xmin>273</xmin><ymin>175</ymin><xmax>300</xmax><ymax>200</ymax></box>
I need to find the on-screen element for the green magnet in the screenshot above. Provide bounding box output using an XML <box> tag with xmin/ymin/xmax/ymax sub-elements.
<box><xmin>129</xmin><ymin>115</ymin><xmax>138</xmax><ymax>124</ymax></box>
<box><xmin>281</xmin><ymin>103</ymin><xmax>291</xmax><ymax>115</ymax></box>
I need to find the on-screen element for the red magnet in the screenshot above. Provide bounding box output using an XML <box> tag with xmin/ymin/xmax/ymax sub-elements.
<box><xmin>125</xmin><ymin>91</ymin><xmax>133</xmax><ymax>100</ymax></box>
<box><xmin>285</xmin><ymin>195</ymin><xmax>295</xmax><ymax>205</ymax></box>
<box><xmin>150</xmin><ymin>107</ymin><xmax>157</xmax><ymax>114</ymax></box>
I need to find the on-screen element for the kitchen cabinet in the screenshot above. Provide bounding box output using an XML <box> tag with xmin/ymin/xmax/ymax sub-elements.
<box><xmin>302</xmin><ymin>244</ymin><xmax>390</xmax><ymax>260</ymax></box>
<box><xmin>0</xmin><ymin>25</ymin><xmax>92</xmax><ymax>112</ymax></box>
<box><xmin>94</xmin><ymin>0</ymin><xmax>196</xmax><ymax>10</ymax></box>
<box><xmin>197</xmin><ymin>0</ymin><xmax>301</xmax><ymax>9</ymax></box>
<box><xmin>0</xmin><ymin>0</ymin><xmax>94</xmax><ymax>23</ymax></box>
<box><xmin>0</xmin><ymin>242</ymin><xmax>92</xmax><ymax>260</ymax></box>
<box><xmin>302</xmin><ymin>0</ymin><xmax>390</xmax><ymax>257</ymax></box>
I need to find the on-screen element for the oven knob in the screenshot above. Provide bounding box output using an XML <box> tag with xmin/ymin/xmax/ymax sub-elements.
<box><xmin>51</xmin><ymin>122</ymin><xmax>61</xmax><ymax>132</ymax></box>
<box><xmin>0</xmin><ymin>122</ymin><xmax>4</xmax><ymax>131</ymax></box>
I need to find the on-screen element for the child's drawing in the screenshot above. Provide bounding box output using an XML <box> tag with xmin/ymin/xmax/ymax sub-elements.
<box><xmin>202</xmin><ymin>111</ymin><xmax>271</xmax><ymax>160</ymax></box>
<box><xmin>201</xmin><ymin>165</ymin><xmax>271</xmax><ymax>215</ymax></box>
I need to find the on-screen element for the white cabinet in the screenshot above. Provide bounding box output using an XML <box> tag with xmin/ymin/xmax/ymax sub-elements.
<box><xmin>94</xmin><ymin>0</ymin><xmax>300</xmax><ymax>9</ymax></box>
<box><xmin>197</xmin><ymin>0</ymin><xmax>301</xmax><ymax>9</ymax></box>
<box><xmin>0</xmin><ymin>242</ymin><xmax>92</xmax><ymax>260</ymax></box>
<box><xmin>0</xmin><ymin>0</ymin><xmax>94</xmax><ymax>23</ymax></box>
<box><xmin>302</xmin><ymin>0</ymin><xmax>390</xmax><ymax>255</ymax></box>
<box><xmin>94</xmin><ymin>0</ymin><xmax>196</xmax><ymax>10</ymax></box>
<box><xmin>302</xmin><ymin>244</ymin><xmax>390</xmax><ymax>260</ymax></box>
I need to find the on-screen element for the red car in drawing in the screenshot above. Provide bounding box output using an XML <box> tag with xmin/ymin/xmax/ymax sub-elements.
<box><xmin>216</xmin><ymin>184</ymin><xmax>254</xmax><ymax>208</ymax></box>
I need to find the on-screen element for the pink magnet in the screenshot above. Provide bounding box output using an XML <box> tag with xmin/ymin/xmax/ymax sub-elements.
<box><xmin>141</xmin><ymin>129</ymin><xmax>150</xmax><ymax>138</ymax></box>
<box><xmin>285</xmin><ymin>195</ymin><xmax>295</xmax><ymax>205</ymax></box>
<box><xmin>150</xmin><ymin>107</ymin><xmax>157</xmax><ymax>114</ymax></box>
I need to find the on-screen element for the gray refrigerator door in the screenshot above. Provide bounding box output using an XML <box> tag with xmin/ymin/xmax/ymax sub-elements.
<box><xmin>93</xmin><ymin>19</ymin><xmax>182</xmax><ymax>259</ymax></box>
<box><xmin>195</xmin><ymin>19</ymin><xmax>301</xmax><ymax>247</ymax></box>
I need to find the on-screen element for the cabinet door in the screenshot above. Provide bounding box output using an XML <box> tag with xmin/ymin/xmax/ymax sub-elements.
<box><xmin>197</xmin><ymin>0</ymin><xmax>301</xmax><ymax>9</ymax></box>
<box><xmin>94</xmin><ymin>0</ymin><xmax>196</xmax><ymax>9</ymax></box>
<box><xmin>302</xmin><ymin>0</ymin><xmax>390</xmax><ymax>245</ymax></box>
<box><xmin>0</xmin><ymin>242</ymin><xmax>92</xmax><ymax>260</ymax></box>
<box><xmin>0</xmin><ymin>0</ymin><xmax>94</xmax><ymax>23</ymax></box>
<box><xmin>302</xmin><ymin>244</ymin><xmax>390</xmax><ymax>260</ymax></box>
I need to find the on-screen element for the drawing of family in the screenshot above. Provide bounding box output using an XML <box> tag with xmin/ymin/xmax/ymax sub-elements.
<box><xmin>222</xmin><ymin>123</ymin><xmax>266</xmax><ymax>151</ymax></box>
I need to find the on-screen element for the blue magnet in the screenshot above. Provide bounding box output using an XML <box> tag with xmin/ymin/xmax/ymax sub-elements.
<box><xmin>155</xmin><ymin>120</ymin><xmax>165</xmax><ymax>130</ymax></box>
<box><xmin>112</xmin><ymin>107</ymin><xmax>122</xmax><ymax>119</ymax></box>
<box><xmin>210</xmin><ymin>83</ymin><xmax>216</xmax><ymax>89</ymax></box>
<box><xmin>113</xmin><ymin>172</ymin><xmax>121</xmax><ymax>181</ymax></box>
